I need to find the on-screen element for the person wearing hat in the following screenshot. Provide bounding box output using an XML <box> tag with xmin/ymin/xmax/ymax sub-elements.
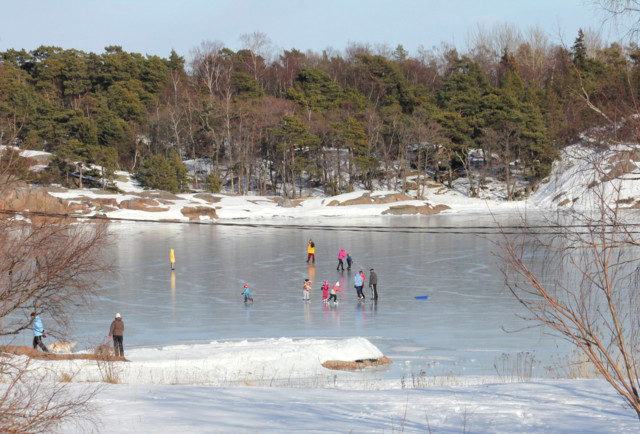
<box><xmin>30</xmin><ymin>312</ymin><xmax>49</xmax><ymax>352</ymax></box>
<box><xmin>241</xmin><ymin>284</ymin><xmax>252</xmax><ymax>302</ymax></box>
<box><xmin>369</xmin><ymin>268</ymin><xmax>378</xmax><ymax>300</ymax></box>
<box><xmin>320</xmin><ymin>280</ymin><xmax>330</xmax><ymax>303</ymax></box>
<box><xmin>328</xmin><ymin>282</ymin><xmax>342</xmax><ymax>304</ymax></box>
<box><xmin>109</xmin><ymin>313</ymin><xmax>125</xmax><ymax>357</ymax></box>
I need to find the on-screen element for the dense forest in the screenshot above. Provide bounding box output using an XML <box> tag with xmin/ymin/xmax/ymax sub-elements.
<box><xmin>0</xmin><ymin>27</ymin><xmax>637</xmax><ymax>198</ymax></box>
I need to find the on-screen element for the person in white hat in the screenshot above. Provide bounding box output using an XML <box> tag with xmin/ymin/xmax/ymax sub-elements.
<box><xmin>108</xmin><ymin>313</ymin><xmax>125</xmax><ymax>357</ymax></box>
<box><xmin>328</xmin><ymin>282</ymin><xmax>342</xmax><ymax>304</ymax></box>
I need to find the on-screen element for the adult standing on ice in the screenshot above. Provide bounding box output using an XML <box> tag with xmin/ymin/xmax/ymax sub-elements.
<box><xmin>369</xmin><ymin>268</ymin><xmax>378</xmax><ymax>300</ymax></box>
<box><xmin>306</xmin><ymin>239</ymin><xmax>315</xmax><ymax>263</ymax></box>
<box><xmin>109</xmin><ymin>313</ymin><xmax>125</xmax><ymax>357</ymax></box>
<box><xmin>354</xmin><ymin>271</ymin><xmax>364</xmax><ymax>299</ymax></box>
<box><xmin>337</xmin><ymin>248</ymin><xmax>346</xmax><ymax>271</ymax></box>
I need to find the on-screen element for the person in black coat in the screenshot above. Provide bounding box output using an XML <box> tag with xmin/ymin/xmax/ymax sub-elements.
<box><xmin>369</xmin><ymin>268</ymin><xmax>378</xmax><ymax>300</ymax></box>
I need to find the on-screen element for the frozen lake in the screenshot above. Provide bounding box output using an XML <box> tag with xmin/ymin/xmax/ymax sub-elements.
<box><xmin>52</xmin><ymin>215</ymin><xmax>570</xmax><ymax>379</ymax></box>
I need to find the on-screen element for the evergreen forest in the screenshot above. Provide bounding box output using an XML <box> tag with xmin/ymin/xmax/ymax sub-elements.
<box><xmin>0</xmin><ymin>28</ymin><xmax>636</xmax><ymax>198</ymax></box>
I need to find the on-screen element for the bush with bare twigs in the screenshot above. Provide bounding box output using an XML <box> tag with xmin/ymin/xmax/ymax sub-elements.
<box><xmin>496</xmin><ymin>147</ymin><xmax>640</xmax><ymax>422</ymax></box>
<box><xmin>0</xmin><ymin>149</ymin><xmax>113</xmax><ymax>431</ymax></box>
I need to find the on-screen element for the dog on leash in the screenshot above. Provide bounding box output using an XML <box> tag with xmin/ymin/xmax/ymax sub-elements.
<box><xmin>47</xmin><ymin>341</ymin><xmax>77</xmax><ymax>354</ymax></box>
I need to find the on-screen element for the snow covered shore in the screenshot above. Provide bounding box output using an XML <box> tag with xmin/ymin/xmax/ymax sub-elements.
<box><xmin>37</xmin><ymin>338</ymin><xmax>634</xmax><ymax>433</ymax></box>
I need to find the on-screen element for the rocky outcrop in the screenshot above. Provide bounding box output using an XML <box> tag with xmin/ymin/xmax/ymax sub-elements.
<box><xmin>0</xmin><ymin>183</ymin><xmax>70</xmax><ymax>217</ymax></box>
<box><xmin>180</xmin><ymin>206</ymin><xmax>218</xmax><ymax>220</ymax></box>
<box><xmin>326</xmin><ymin>192</ymin><xmax>413</xmax><ymax>206</ymax></box>
<box><xmin>382</xmin><ymin>203</ymin><xmax>451</xmax><ymax>215</ymax></box>
<box><xmin>193</xmin><ymin>193</ymin><xmax>222</xmax><ymax>204</ymax></box>
<box><xmin>119</xmin><ymin>198</ymin><xmax>169</xmax><ymax>212</ymax></box>
<box><xmin>322</xmin><ymin>356</ymin><xmax>392</xmax><ymax>370</ymax></box>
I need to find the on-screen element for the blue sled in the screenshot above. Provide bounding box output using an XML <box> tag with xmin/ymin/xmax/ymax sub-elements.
<box><xmin>414</xmin><ymin>295</ymin><xmax>429</xmax><ymax>300</ymax></box>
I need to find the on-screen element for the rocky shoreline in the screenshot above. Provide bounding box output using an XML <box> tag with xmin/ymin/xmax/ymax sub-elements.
<box><xmin>1</xmin><ymin>183</ymin><xmax>452</xmax><ymax>222</ymax></box>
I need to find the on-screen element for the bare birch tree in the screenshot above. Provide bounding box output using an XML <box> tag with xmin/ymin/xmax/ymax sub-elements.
<box><xmin>496</xmin><ymin>147</ymin><xmax>640</xmax><ymax>421</ymax></box>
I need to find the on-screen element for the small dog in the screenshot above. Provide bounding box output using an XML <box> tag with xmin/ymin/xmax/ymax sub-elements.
<box><xmin>47</xmin><ymin>341</ymin><xmax>77</xmax><ymax>354</ymax></box>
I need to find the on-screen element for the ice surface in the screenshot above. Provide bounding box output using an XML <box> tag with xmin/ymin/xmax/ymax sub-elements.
<box><xmin>30</xmin><ymin>214</ymin><xmax>570</xmax><ymax>380</ymax></box>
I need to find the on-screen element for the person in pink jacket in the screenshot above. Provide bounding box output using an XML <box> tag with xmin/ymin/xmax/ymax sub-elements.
<box><xmin>321</xmin><ymin>280</ymin><xmax>330</xmax><ymax>303</ymax></box>
<box><xmin>337</xmin><ymin>248</ymin><xmax>346</xmax><ymax>271</ymax></box>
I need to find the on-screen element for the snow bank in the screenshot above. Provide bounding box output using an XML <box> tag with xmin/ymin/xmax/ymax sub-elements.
<box><xmin>31</xmin><ymin>337</ymin><xmax>385</xmax><ymax>386</ymax></box>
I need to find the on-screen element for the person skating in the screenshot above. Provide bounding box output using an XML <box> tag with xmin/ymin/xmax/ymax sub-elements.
<box><xmin>303</xmin><ymin>278</ymin><xmax>311</xmax><ymax>301</ymax></box>
<box><xmin>369</xmin><ymin>268</ymin><xmax>378</xmax><ymax>299</ymax></box>
<box><xmin>241</xmin><ymin>284</ymin><xmax>252</xmax><ymax>303</ymax></box>
<box><xmin>328</xmin><ymin>282</ymin><xmax>343</xmax><ymax>304</ymax></box>
<box><xmin>306</xmin><ymin>239</ymin><xmax>315</xmax><ymax>263</ymax></box>
<box><xmin>346</xmin><ymin>253</ymin><xmax>353</xmax><ymax>270</ymax></box>
<box><xmin>321</xmin><ymin>280</ymin><xmax>330</xmax><ymax>302</ymax></box>
<box><xmin>30</xmin><ymin>312</ymin><xmax>49</xmax><ymax>352</ymax></box>
<box><xmin>108</xmin><ymin>313</ymin><xmax>125</xmax><ymax>357</ymax></box>
<box><xmin>354</xmin><ymin>270</ymin><xmax>364</xmax><ymax>299</ymax></box>
<box><xmin>337</xmin><ymin>248</ymin><xmax>346</xmax><ymax>271</ymax></box>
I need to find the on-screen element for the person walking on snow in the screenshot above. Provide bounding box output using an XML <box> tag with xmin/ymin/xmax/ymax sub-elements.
<box><xmin>306</xmin><ymin>239</ymin><xmax>315</xmax><ymax>263</ymax></box>
<box><xmin>346</xmin><ymin>253</ymin><xmax>353</xmax><ymax>270</ymax></box>
<box><xmin>328</xmin><ymin>282</ymin><xmax>343</xmax><ymax>304</ymax></box>
<box><xmin>109</xmin><ymin>313</ymin><xmax>125</xmax><ymax>357</ymax></box>
<box><xmin>354</xmin><ymin>271</ymin><xmax>364</xmax><ymax>299</ymax></box>
<box><xmin>337</xmin><ymin>248</ymin><xmax>346</xmax><ymax>271</ymax></box>
<box><xmin>30</xmin><ymin>312</ymin><xmax>49</xmax><ymax>352</ymax></box>
<box><xmin>241</xmin><ymin>284</ymin><xmax>251</xmax><ymax>302</ymax></box>
<box><xmin>321</xmin><ymin>280</ymin><xmax>330</xmax><ymax>302</ymax></box>
<box><xmin>303</xmin><ymin>278</ymin><xmax>311</xmax><ymax>300</ymax></box>
<box><xmin>369</xmin><ymin>268</ymin><xmax>378</xmax><ymax>299</ymax></box>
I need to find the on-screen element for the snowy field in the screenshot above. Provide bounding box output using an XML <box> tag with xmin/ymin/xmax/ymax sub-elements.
<box><xmin>39</xmin><ymin>339</ymin><xmax>635</xmax><ymax>433</ymax></box>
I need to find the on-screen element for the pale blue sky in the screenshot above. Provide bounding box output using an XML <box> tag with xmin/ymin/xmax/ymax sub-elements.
<box><xmin>0</xmin><ymin>0</ymin><xmax>617</xmax><ymax>59</ymax></box>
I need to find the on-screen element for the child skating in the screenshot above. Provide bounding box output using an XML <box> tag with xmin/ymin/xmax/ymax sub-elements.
<box><xmin>346</xmin><ymin>253</ymin><xmax>353</xmax><ymax>270</ymax></box>
<box><xmin>321</xmin><ymin>280</ymin><xmax>330</xmax><ymax>303</ymax></box>
<box><xmin>241</xmin><ymin>284</ymin><xmax>252</xmax><ymax>303</ymax></box>
<box><xmin>303</xmin><ymin>278</ymin><xmax>311</xmax><ymax>301</ymax></box>
<box><xmin>328</xmin><ymin>281</ymin><xmax>343</xmax><ymax>304</ymax></box>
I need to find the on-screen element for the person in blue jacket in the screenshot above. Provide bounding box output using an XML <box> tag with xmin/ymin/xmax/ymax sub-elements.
<box><xmin>354</xmin><ymin>271</ymin><xmax>364</xmax><ymax>299</ymax></box>
<box><xmin>242</xmin><ymin>284</ymin><xmax>252</xmax><ymax>302</ymax></box>
<box><xmin>30</xmin><ymin>312</ymin><xmax>49</xmax><ymax>352</ymax></box>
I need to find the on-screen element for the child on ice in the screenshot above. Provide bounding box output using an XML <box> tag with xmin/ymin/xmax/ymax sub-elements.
<box><xmin>346</xmin><ymin>253</ymin><xmax>353</xmax><ymax>270</ymax></box>
<box><xmin>328</xmin><ymin>282</ymin><xmax>343</xmax><ymax>304</ymax></box>
<box><xmin>303</xmin><ymin>278</ymin><xmax>311</xmax><ymax>301</ymax></box>
<box><xmin>241</xmin><ymin>284</ymin><xmax>251</xmax><ymax>302</ymax></box>
<box><xmin>321</xmin><ymin>280</ymin><xmax>330</xmax><ymax>302</ymax></box>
